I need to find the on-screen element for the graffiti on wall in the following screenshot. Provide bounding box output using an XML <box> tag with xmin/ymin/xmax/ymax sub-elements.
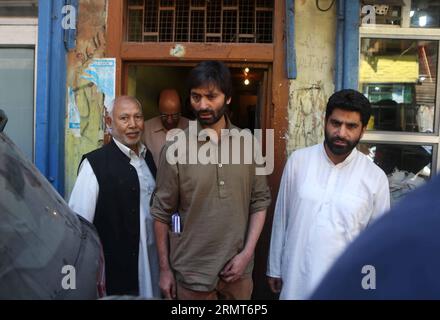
<box><xmin>288</xmin><ymin>81</ymin><xmax>328</xmax><ymax>153</ymax></box>
<box><xmin>65</xmin><ymin>0</ymin><xmax>107</xmax><ymax>198</ymax></box>
<box><xmin>286</xmin><ymin>0</ymin><xmax>336</xmax><ymax>155</ymax></box>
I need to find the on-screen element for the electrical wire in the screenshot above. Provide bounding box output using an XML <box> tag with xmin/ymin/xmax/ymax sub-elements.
<box><xmin>316</xmin><ymin>0</ymin><xmax>336</xmax><ymax>12</ymax></box>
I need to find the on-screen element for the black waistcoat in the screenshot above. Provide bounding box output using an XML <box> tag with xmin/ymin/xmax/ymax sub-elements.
<box><xmin>82</xmin><ymin>140</ymin><xmax>156</xmax><ymax>296</ymax></box>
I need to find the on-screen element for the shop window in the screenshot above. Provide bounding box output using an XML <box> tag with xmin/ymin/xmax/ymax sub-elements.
<box><xmin>359</xmin><ymin>143</ymin><xmax>433</xmax><ymax>204</ymax></box>
<box><xmin>126</xmin><ymin>0</ymin><xmax>273</xmax><ymax>43</ymax></box>
<box><xmin>410</xmin><ymin>0</ymin><xmax>440</xmax><ymax>28</ymax></box>
<box><xmin>360</xmin><ymin>38</ymin><xmax>438</xmax><ymax>133</ymax></box>
<box><xmin>0</xmin><ymin>0</ymin><xmax>38</xmax><ymax>17</ymax></box>
<box><xmin>0</xmin><ymin>3</ymin><xmax>38</xmax><ymax>161</ymax></box>
<box><xmin>359</xmin><ymin>0</ymin><xmax>440</xmax><ymax>204</ymax></box>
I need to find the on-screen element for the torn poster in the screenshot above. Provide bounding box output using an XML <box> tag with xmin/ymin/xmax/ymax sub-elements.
<box><xmin>81</xmin><ymin>58</ymin><xmax>116</xmax><ymax>112</ymax></box>
<box><xmin>68</xmin><ymin>86</ymin><xmax>81</xmax><ymax>138</ymax></box>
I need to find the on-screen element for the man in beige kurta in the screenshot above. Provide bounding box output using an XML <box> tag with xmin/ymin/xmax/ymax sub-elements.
<box><xmin>143</xmin><ymin>89</ymin><xmax>189</xmax><ymax>166</ymax></box>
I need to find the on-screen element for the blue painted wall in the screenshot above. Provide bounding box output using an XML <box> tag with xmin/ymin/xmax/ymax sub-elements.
<box><xmin>335</xmin><ymin>0</ymin><xmax>360</xmax><ymax>91</ymax></box>
<box><xmin>36</xmin><ymin>0</ymin><xmax>76</xmax><ymax>196</ymax></box>
<box><xmin>286</xmin><ymin>0</ymin><xmax>297</xmax><ymax>79</ymax></box>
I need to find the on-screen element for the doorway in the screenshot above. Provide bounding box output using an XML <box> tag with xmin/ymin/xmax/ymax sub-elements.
<box><xmin>126</xmin><ymin>63</ymin><xmax>269</xmax><ymax>131</ymax></box>
<box><xmin>108</xmin><ymin>0</ymin><xmax>288</xmax><ymax>299</ymax></box>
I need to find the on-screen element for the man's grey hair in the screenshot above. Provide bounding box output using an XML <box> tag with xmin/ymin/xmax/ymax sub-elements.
<box><xmin>106</xmin><ymin>96</ymin><xmax>142</xmax><ymax>119</ymax></box>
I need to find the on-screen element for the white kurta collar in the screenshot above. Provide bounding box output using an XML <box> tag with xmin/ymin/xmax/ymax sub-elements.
<box><xmin>320</xmin><ymin>142</ymin><xmax>358</xmax><ymax>168</ymax></box>
<box><xmin>113</xmin><ymin>138</ymin><xmax>146</xmax><ymax>159</ymax></box>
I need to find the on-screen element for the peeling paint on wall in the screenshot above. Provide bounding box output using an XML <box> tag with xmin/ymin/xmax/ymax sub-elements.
<box><xmin>286</xmin><ymin>0</ymin><xmax>336</xmax><ymax>155</ymax></box>
<box><xmin>289</xmin><ymin>82</ymin><xmax>328</xmax><ymax>151</ymax></box>
<box><xmin>65</xmin><ymin>0</ymin><xmax>107</xmax><ymax>199</ymax></box>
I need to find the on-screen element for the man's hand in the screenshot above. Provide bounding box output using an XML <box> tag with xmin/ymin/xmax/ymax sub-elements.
<box><xmin>154</xmin><ymin>220</ymin><xmax>176</xmax><ymax>299</ymax></box>
<box><xmin>267</xmin><ymin>276</ymin><xmax>283</xmax><ymax>293</ymax></box>
<box><xmin>219</xmin><ymin>210</ymin><xmax>267</xmax><ymax>283</ymax></box>
<box><xmin>220</xmin><ymin>252</ymin><xmax>252</xmax><ymax>283</ymax></box>
<box><xmin>159</xmin><ymin>268</ymin><xmax>177</xmax><ymax>300</ymax></box>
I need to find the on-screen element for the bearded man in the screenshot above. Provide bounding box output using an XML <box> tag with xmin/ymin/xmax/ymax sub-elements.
<box><xmin>267</xmin><ymin>89</ymin><xmax>390</xmax><ymax>300</ymax></box>
<box><xmin>151</xmin><ymin>61</ymin><xmax>271</xmax><ymax>300</ymax></box>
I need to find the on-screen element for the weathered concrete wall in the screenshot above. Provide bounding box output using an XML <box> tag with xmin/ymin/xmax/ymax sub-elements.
<box><xmin>65</xmin><ymin>0</ymin><xmax>107</xmax><ymax>199</ymax></box>
<box><xmin>287</xmin><ymin>0</ymin><xmax>336</xmax><ymax>154</ymax></box>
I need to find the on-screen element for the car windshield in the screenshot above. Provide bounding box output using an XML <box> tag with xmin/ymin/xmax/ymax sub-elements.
<box><xmin>0</xmin><ymin>133</ymin><xmax>81</xmax><ymax>295</ymax></box>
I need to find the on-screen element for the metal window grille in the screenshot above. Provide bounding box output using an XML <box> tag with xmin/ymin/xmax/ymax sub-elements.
<box><xmin>127</xmin><ymin>0</ymin><xmax>274</xmax><ymax>43</ymax></box>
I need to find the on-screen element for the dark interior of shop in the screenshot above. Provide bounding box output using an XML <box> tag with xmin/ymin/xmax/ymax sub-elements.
<box><xmin>128</xmin><ymin>65</ymin><xmax>266</xmax><ymax>131</ymax></box>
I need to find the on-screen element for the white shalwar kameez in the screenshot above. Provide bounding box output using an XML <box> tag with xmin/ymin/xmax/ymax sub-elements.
<box><xmin>267</xmin><ymin>143</ymin><xmax>390</xmax><ymax>300</ymax></box>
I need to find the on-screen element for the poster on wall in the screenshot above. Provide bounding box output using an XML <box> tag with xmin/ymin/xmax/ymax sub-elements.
<box><xmin>67</xmin><ymin>87</ymin><xmax>81</xmax><ymax>138</ymax></box>
<box><xmin>72</xmin><ymin>58</ymin><xmax>116</xmax><ymax>141</ymax></box>
<box><xmin>68</xmin><ymin>58</ymin><xmax>116</xmax><ymax>138</ymax></box>
<box><xmin>81</xmin><ymin>58</ymin><xmax>116</xmax><ymax>111</ymax></box>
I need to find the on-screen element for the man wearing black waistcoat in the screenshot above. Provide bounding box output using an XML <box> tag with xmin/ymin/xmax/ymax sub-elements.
<box><xmin>69</xmin><ymin>96</ymin><xmax>160</xmax><ymax>298</ymax></box>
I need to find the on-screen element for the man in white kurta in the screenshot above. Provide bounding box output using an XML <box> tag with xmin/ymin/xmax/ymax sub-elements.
<box><xmin>69</xmin><ymin>139</ymin><xmax>160</xmax><ymax>298</ymax></box>
<box><xmin>267</xmin><ymin>89</ymin><xmax>390</xmax><ymax>300</ymax></box>
<box><xmin>69</xmin><ymin>96</ymin><xmax>160</xmax><ymax>298</ymax></box>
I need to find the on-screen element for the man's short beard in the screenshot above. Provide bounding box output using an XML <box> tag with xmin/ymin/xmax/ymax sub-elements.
<box><xmin>324</xmin><ymin>130</ymin><xmax>360</xmax><ymax>156</ymax></box>
<box><xmin>193</xmin><ymin>102</ymin><xmax>228</xmax><ymax>126</ymax></box>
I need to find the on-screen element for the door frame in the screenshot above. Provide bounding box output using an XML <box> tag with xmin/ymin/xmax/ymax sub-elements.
<box><xmin>106</xmin><ymin>0</ymin><xmax>289</xmax><ymax>299</ymax></box>
<box><xmin>123</xmin><ymin>61</ymin><xmax>272</xmax><ymax>141</ymax></box>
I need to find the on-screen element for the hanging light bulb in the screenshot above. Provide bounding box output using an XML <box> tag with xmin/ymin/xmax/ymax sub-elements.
<box><xmin>244</xmin><ymin>79</ymin><xmax>250</xmax><ymax>86</ymax></box>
